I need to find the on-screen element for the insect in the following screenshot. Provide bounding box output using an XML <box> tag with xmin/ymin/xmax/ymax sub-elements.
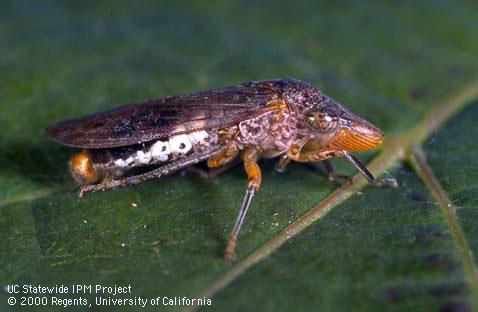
<box><xmin>46</xmin><ymin>78</ymin><xmax>397</xmax><ymax>260</ymax></box>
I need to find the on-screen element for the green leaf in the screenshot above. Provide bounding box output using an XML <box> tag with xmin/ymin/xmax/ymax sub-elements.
<box><xmin>1</xmin><ymin>1</ymin><xmax>478</xmax><ymax>311</ymax></box>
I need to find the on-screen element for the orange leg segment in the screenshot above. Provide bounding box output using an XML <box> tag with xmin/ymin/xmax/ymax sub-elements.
<box><xmin>224</xmin><ymin>146</ymin><xmax>262</xmax><ymax>261</ymax></box>
<box><xmin>207</xmin><ymin>141</ymin><xmax>238</xmax><ymax>168</ymax></box>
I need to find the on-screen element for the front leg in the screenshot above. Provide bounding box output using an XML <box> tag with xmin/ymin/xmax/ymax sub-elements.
<box><xmin>224</xmin><ymin>146</ymin><xmax>262</xmax><ymax>261</ymax></box>
<box><xmin>287</xmin><ymin>145</ymin><xmax>397</xmax><ymax>188</ymax></box>
<box><xmin>343</xmin><ymin>151</ymin><xmax>398</xmax><ymax>188</ymax></box>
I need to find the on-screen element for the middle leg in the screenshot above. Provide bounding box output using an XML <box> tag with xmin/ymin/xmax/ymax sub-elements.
<box><xmin>224</xmin><ymin>146</ymin><xmax>262</xmax><ymax>261</ymax></box>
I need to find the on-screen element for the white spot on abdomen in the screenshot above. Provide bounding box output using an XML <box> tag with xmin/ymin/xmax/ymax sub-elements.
<box><xmin>114</xmin><ymin>159</ymin><xmax>127</xmax><ymax>167</ymax></box>
<box><xmin>150</xmin><ymin>140</ymin><xmax>171</xmax><ymax>162</ymax></box>
<box><xmin>169</xmin><ymin>134</ymin><xmax>192</xmax><ymax>155</ymax></box>
<box><xmin>135</xmin><ymin>150</ymin><xmax>152</xmax><ymax>164</ymax></box>
<box><xmin>112</xmin><ymin>130</ymin><xmax>215</xmax><ymax>169</ymax></box>
<box><xmin>188</xmin><ymin>130</ymin><xmax>209</xmax><ymax>144</ymax></box>
<box><xmin>114</xmin><ymin>156</ymin><xmax>135</xmax><ymax>167</ymax></box>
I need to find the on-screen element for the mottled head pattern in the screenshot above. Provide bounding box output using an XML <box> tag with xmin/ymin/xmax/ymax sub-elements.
<box><xmin>278</xmin><ymin>78</ymin><xmax>384</xmax><ymax>154</ymax></box>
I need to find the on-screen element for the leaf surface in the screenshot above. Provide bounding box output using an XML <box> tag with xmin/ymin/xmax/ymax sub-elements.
<box><xmin>1</xmin><ymin>1</ymin><xmax>478</xmax><ymax>311</ymax></box>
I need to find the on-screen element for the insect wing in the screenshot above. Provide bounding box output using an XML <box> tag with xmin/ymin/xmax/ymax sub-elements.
<box><xmin>46</xmin><ymin>81</ymin><xmax>280</xmax><ymax>148</ymax></box>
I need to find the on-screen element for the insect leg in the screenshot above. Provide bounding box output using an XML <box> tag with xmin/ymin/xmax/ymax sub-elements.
<box><xmin>343</xmin><ymin>151</ymin><xmax>398</xmax><ymax>188</ymax></box>
<box><xmin>225</xmin><ymin>146</ymin><xmax>261</xmax><ymax>261</ymax></box>
<box><xmin>77</xmin><ymin>149</ymin><xmax>220</xmax><ymax>197</ymax></box>
<box><xmin>185</xmin><ymin>158</ymin><xmax>241</xmax><ymax>178</ymax></box>
<box><xmin>322</xmin><ymin>159</ymin><xmax>353</xmax><ymax>183</ymax></box>
<box><xmin>274</xmin><ymin>154</ymin><xmax>290</xmax><ymax>173</ymax></box>
<box><xmin>207</xmin><ymin>141</ymin><xmax>238</xmax><ymax>168</ymax></box>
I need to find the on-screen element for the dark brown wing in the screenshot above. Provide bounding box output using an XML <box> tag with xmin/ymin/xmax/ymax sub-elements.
<box><xmin>46</xmin><ymin>80</ymin><xmax>281</xmax><ymax>148</ymax></box>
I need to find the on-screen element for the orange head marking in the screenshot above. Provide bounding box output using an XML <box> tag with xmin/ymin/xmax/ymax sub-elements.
<box><xmin>302</xmin><ymin>103</ymin><xmax>385</xmax><ymax>154</ymax></box>
<box><xmin>69</xmin><ymin>150</ymin><xmax>100</xmax><ymax>185</ymax></box>
<box><xmin>330</xmin><ymin>121</ymin><xmax>384</xmax><ymax>151</ymax></box>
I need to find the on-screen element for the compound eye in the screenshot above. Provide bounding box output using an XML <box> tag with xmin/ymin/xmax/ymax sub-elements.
<box><xmin>305</xmin><ymin>107</ymin><xmax>339</xmax><ymax>132</ymax></box>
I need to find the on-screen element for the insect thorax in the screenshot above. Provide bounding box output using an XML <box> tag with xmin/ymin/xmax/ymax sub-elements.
<box><xmin>236</xmin><ymin>109</ymin><xmax>295</xmax><ymax>157</ymax></box>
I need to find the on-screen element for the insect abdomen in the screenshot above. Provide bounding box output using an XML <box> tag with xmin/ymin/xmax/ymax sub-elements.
<box><xmin>115</xmin><ymin>130</ymin><xmax>217</xmax><ymax>167</ymax></box>
<box><xmin>69</xmin><ymin>130</ymin><xmax>220</xmax><ymax>185</ymax></box>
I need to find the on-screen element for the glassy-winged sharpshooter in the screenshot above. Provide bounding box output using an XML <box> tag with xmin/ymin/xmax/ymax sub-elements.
<box><xmin>46</xmin><ymin>78</ymin><xmax>397</xmax><ymax>260</ymax></box>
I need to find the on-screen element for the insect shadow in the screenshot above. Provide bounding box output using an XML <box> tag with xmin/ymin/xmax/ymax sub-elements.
<box><xmin>1</xmin><ymin>140</ymin><xmax>72</xmax><ymax>188</ymax></box>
